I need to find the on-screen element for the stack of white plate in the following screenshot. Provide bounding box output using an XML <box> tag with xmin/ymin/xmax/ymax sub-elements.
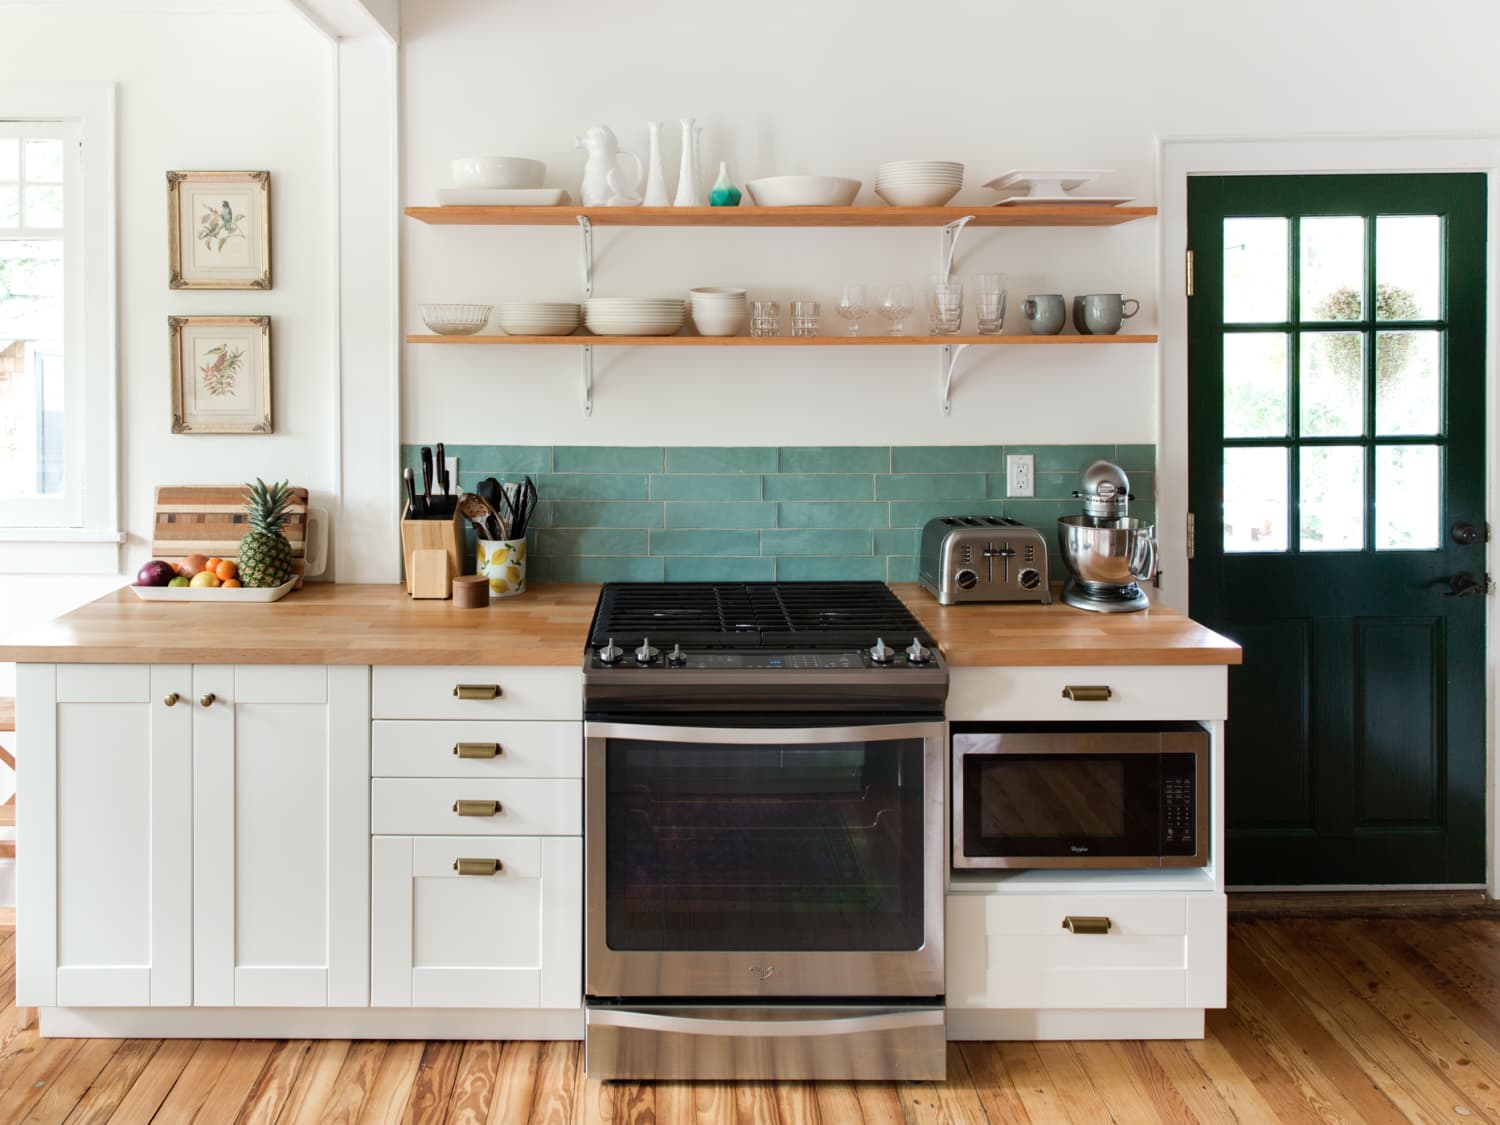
<box><xmin>496</xmin><ymin>302</ymin><xmax>580</xmax><ymax>336</ymax></box>
<box><xmin>584</xmin><ymin>297</ymin><xmax>685</xmax><ymax>337</ymax></box>
<box><xmin>688</xmin><ymin>287</ymin><xmax>747</xmax><ymax>337</ymax></box>
<box><xmin>875</xmin><ymin>161</ymin><xmax>964</xmax><ymax>207</ymax></box>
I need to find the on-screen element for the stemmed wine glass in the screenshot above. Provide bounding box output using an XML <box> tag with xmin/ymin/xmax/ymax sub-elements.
<box><xmin>879</xmin><ymin>284</ymin><xmax>914</xmax><ymax>336</ymax></box>
<box><xmin>837</xmin><ymin>283</ymin><xmax>869</xmax><ymax>336</ymax></box>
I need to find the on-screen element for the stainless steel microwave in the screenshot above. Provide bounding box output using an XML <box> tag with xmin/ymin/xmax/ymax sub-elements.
<box><xmin>952</xmin><ymin>722</ymin><xmax>1209</xmax><ymax>869</ymax></box>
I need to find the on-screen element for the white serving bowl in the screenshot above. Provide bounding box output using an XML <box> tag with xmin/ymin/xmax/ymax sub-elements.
<box><xmin>450</xmin><ymin>156</ymin><xmax>546</xmax><ymax>190</ymax></box>
<box><xmin>420</xmin><ymin>303</ymin><xmax>492</xmax><ymax>335</ymax></box>
<box><xmin>691</xmin><ymin>311</ymin><xmax>746</xmax><ymax>336</ymax></box>
<box><xmin>746</xmin><ymin>176</ymin><xmax>861</xmax><ymax>207</ymax></box>
<box><xmin>879</xmin><ymin>160</ymin><xmax>963</xmax><ymax>176</ymax></box>
<box><xmin>875</xmin><ymin>183</ymin><xmax>962</xmax><ymax>207</ymax></box>
<box><xmin>495</xmin><ymin>301</ymin><xmax>580</xmax><ymax>335</ymax></box>
<box><xmin>584</xmin><ymin>298</ymin><xmax>685</xmax><ymax>336</ymax></box>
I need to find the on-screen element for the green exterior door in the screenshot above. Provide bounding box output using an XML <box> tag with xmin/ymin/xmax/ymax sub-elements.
<box><xmin>1187</xmin><ymin>173</ymin><xmax>1488</xmax><ymax>885</ymax></box>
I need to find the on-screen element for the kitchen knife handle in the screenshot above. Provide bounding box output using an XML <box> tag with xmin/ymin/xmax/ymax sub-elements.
<box><xmin>1062</xmin><ymin>915</ymin><xmax>1112</xmax><ymax>935</ymax></box>
<box><xmin>453</xmin><ymin>683</ymin><xmax>502</xmax><ymax>700</ymax></box>
<box><xmin>454</xmin><ymin>742</ymin><xmax>501</xmax><ymax>759</ymax></box>
<box><xmin>453</xmin><ymin>799</ymin><xmax>501</xmax><ymax>817</ymax></box>
<box><xmin>1061</xmin><ymin>684</ymin><xmax>1113</xmax><ymax>702</ymax></box>
<box><xmin>453</xmin><ymin>858</ymin><xmax>502</xmax><ymax>876</ymax></box>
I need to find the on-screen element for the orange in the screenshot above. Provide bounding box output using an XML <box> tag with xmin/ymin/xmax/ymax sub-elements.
<box><xmin>205</xmin><ymin>557</ymin><xmax>224</xmax><ymax>573</ymax></box>
<box><xmin>215</xmin><ymin>559</ymin><xmax>238</xmax><ymax>581</ymax></box>
<box><xmin>221</xmin><ymin>578</ymin><xmax>242</xmax><ymax>588</ymax></box>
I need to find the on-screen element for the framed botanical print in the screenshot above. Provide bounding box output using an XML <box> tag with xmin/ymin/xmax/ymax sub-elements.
<box><xmin>167</xmin><ymin>170</ymin><xmax>271</xmax><ymax>289</ymax></box>
<box><xmin>170</xmin><ymin>316</ymin><xmax>273</xmax><ymax>434</ymax></box>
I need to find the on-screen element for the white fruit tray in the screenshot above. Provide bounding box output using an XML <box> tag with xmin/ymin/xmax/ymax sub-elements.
<box><xmin>130</xmin><ymin>578</ymin><xmax>298</xmax><ymax>603</ymax></box>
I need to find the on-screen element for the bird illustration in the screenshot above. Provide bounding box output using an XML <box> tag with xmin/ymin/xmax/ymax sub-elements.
<box><xmin>220</xmin><ymin>200</ymin><xmax>234</xmax><ymax>230</ymax></box>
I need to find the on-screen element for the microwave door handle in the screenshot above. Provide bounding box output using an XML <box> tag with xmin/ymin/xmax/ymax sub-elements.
<box><xmin>585</xmin><ymin>720</ymin><xmax>941</xmax><ymax>746</ymax></box>
<box><xmin>587</xmin><ymin>1008</ymin><xmax>944</xmax><ymax>1039</ymax></box>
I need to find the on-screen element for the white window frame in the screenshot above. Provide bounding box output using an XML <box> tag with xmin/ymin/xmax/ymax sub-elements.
<box><xmin>0</xmin><ymin>83</ymin><xmax>119</xmax><ymax>573</ymax></box>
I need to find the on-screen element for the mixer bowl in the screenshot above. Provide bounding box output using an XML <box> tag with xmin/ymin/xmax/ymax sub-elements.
<box><xmin>1058</xmin><ymin>516</ymin><xmax>1157</xmax><ymax>586</ymax></box>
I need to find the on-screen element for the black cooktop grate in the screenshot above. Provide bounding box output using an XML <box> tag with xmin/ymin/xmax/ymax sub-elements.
<box><xmin>588</xmin><ymin>581</ymin><xmax>935</xmax><ymax>650</ymax></box>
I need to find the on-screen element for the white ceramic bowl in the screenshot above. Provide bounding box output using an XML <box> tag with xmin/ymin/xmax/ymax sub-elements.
<box><xmin>584</xmin><ymin>298</ymin><xmax>685</xmax><ymax>336</ymax></box>
<box><xmin>450</xmin><ymin>156</ymin><xmax>546</xmax><ymax>190</ymax></box>
<box><xmin>496</xmin><ymin>301</ymin><xmax>580</xmax><ymax>334</ymax></box>
<box><xmin>420</xmin><ymin>303</ymin><xmax>492</xmax><ymax>335</ymax></box>
<box><xmin>879</xmin><ymin>160</ymin><xmax>963</xmax><ymax>176</ymax></box>
<box><xmin>875</xmin><ymin>183</ymin><xmax>962</xmax><ymax>207</ymax></box>
<box><xmin>746</xmin><ymin>176</ymin><xmax>861</xmax><ymax>207</ymax></box>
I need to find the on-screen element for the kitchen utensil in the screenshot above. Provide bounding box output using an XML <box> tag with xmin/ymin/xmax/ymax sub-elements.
<box><xmin>420</xmin><ymin>447</ymin><xmax>434</xmax><ymax>515</ymax></box>
<box><xmin>404</xmin><ymin>467</ymin><xmax>420</xmax><ymax>517</ymax></box>
<box><xmin>750</xmin><ymin>300</ymin><xmax>781</xmax><ymax>337</ymax></box>
<box><xmin>420</xmin><ymin>304</ymin><xmax>492</xmax><ymax>335</ymax></box>
<box><xmin>434</xmin><ymin>188</ymin><xmax>570</xmax><ymax>206</ymax></box>
<box><xmin>478</xmin><ymin>477</ymin><xmax>505</xmax><ymax>528</ymax></box>
<box><xmin>450</xmin><ymin>156</ymin><xmax>546</xmax><ymax>189</ymax></box>
<box><xmin>927</xmin><ymin>276</ymin><xmax>964</xmax><ymax>334</ymax></box>
<box><xmin>745</xmin><ymin>176</ymin><xmax>861</xmax><ymax>207</ymax></box>
<box><xmin>791</xmin><ymin>299</ymin><xmax>821</xmax><ymax>337</ymax></box>
<box><xmin>918</xmin><ymin>515</ymin><xmax>1051</xmax><ymax>605</ymax></box>
<box><xmin>673</xmin><ymin>118</ymin><xmax>705</xmax><ymax>206</ymax></box>
<box><xmin>459</xmin><ymin>492</ymin><xmax>502</xmax><ymax>540</ymax></box>
<box><xmin>1081</xmin><ymin>293</ymin><xmax>1141</xmax><ymax>336</ymax></box>
<box><xmin>1057</xmin><ymin>459</ymin><xmax>1154</xmax><ymax>612</ymax></box>
<box><xmin>836</xmin><ymin>284</ymin><xmax>869</xmax><ymax>336</ymax></box>
<box><xmin>577</xmin><ymin>124</ymin><xmax>643</xmax><ymax>207</ymax></box>
<box><xmin>400</xmin><ymin>500</ymin><xmax>464</xmax><ymax>598</ymax></box>
<box><xmin>975</xmin><ymin>274</ymin><xmax>1007</xmax><ymax>335</ymax></box>
<box><xmin>435</xmin><ymin>442</ymin><xmax>448</xmax><ymax>500</ymax></box>
<box><xmin>1022</xmin><ymin>293</ymin><xmax>1066</xmax><ymax>335</ymax></box>
<box><xmin>878</xmin><ymin>284</ymin><xmax>914</xmax><ymax>335</ymax></box>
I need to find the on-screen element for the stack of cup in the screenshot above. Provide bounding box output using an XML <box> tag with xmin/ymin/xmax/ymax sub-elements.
<box><xmin>751</xmin><ymin>300</ymin><xmax>781</xmax><ymax>337</ymax></box>
<box><xmin>688</xmin><ymin>287</ymin><xmax>748</xmax><ymax>337</ymax></box>
<box><xmin>975</xmin><ymin>274</ymin><xmax>1007</xmax><ymax>335</ymax></box>
<box><xmin>791</xmin><ymin>300</ymin><xmax>821</xmax><ymax>337</ymax></box>
<box><xmin>927</xmin><ymin>275</ymin><xmax>964</xmax><ymax>334</ymax></box>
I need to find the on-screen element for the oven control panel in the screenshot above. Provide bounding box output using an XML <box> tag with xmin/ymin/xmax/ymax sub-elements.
<box><xmin>588</xmin><ymin>646</ymin><xmax>941</xmax><ymax>671</ymax></box>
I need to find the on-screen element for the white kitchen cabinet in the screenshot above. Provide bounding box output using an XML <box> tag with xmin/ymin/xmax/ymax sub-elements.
<box><xmin>371</xmin><ymin>835</ymin><xmax>581</xmax><ymax>1008</ymax></box>
<box><xmin>17</xmin><ymin>663</ymin><xmax>370</xmax><ymax>1009</ymax></box>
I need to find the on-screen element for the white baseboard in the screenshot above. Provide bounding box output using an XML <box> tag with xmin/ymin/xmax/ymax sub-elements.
<box><xmin>40</xmin><ymin>1005</ymin><xmax>584</xmax><ymax>1040</ymax></box>
<box><xmin>946</xmin><ymin>1007</ymin><xmax>1205</xmax><ymax>1041</ymax></box>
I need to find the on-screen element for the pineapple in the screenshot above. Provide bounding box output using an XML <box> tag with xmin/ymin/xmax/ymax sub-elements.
<box><xmin>238</xmin><ymin>478</ymin><xmax>295</xmax><ymax>588</ymax></box>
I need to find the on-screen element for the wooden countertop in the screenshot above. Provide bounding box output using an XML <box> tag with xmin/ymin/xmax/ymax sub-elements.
<box><xmin>0</xmin><ymin>582</ymin><xmax>1239</xmax><ymax>667</ymax></box>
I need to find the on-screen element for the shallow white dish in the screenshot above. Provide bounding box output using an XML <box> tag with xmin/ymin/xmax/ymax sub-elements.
<box><xmin>984</xmin><ymin>169</ymin><xmax>1113</xmax><ymax>194</ymax></box>
<box><xmin>450</xmin><ymin>156</ymin><xmax>546</xmax><ymax>189</ymax></box>
<box><xmin>421</xmin><ymin>303</ymin><xmax>492</xmax><ymax>334</ymax></box>
<box><xmin>876</xmin><ymin>184</ymin><xmax>961</xmax><ymax>207</ymax></box>
<box><xmin>746</xmin><ymin>176</ymin><xmax>861</xmax><ymax>207</ymax></box>
<box><xmin>131</xmin><ymin>577</ymin><xmax>297</xmax><ymax>603</ymax></box>
<box><xmin>435</xmin><ymin>188</ymin><xmax>570</xmax><ymax>206</ymax></box>
<box><xmin>992</xmin><ymin>194</ymin><xmax>1135</xmax><ymax>207</ymax></box>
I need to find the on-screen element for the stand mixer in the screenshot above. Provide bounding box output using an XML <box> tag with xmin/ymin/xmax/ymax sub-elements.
<box><xmin>1057</xmin><ymin>460</ymin><xmax>1157</xmax><ymax>613</ymax></box>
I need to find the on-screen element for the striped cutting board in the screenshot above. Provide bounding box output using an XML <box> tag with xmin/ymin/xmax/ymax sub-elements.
<box><xmin>151</xmin><ymin>485</ymin><xmax>309</xmax><ymax>585</ymax></box>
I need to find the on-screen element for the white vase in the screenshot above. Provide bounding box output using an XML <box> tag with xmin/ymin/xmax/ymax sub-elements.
<box><xmin>673</xmin><ymin>117</ymin><xmax>704</xmax><ymax>207</ymax></box>
<box><xmin>642</xmin><ymin>121</ymin><xmax>670</xmax><ymax>207</ymax></box>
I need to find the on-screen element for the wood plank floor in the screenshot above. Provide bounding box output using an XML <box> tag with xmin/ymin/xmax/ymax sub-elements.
<box><xmin>3</xmin><ymin>915</ymin><xmax>1499</xmax><ymax>1122</ymax></box>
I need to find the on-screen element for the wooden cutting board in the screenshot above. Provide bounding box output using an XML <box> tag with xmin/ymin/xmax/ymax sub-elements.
<box><xmin>151</xmin><ymin>485</ymin><xmax>309</xmax><ymax>585</ymax></box>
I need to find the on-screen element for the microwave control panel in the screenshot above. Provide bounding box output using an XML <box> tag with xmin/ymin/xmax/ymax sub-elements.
<box><xmin>1162</xmin><ymin>774</ymin><xmax>1195</xmax><ymax>852</ymax></box>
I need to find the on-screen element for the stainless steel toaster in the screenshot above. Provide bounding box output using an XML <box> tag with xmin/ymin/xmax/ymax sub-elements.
<box><xmin>918</xmin><ymin>516</ymin><xmax>1052</xmax><ymax>605</ymax></box>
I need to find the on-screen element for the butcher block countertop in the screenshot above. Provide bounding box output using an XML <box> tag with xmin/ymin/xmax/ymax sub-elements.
<box><xmin>0</xmin><ymin>582</ymin><xmax>1240</xmax><ymax>667</ymax></box>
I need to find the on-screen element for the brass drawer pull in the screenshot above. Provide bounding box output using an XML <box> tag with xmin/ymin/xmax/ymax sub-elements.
<box><xmin>199</xmin><ymin>692</ymin><xmax>217</xmax><ymax>708</ymax></box>
<box><xmin>1061</xmin><ymin>685</ymin><xmax>1113</xmax><ymax>702</ymax></box>
<box><xmin>1062</xmin><ymin>915</ymin><xmax>1113</xmax><ymax>935</ymax></box>
<box><xmin>163</xmin><ymin>693</ymin><xmax>180</xmax><ymax>707</ymax></box>
<box><xmin>453</xmin><ymin>684</ymin><xmax>502</xmax><ymax>701</ymax></box>
<box><xmin>453</xmin><ymin>799</ymin><xmax>501</xmax><ymax>817</ymax></box>
<box><xmin>453</xmin><ymin>858</ymin><xmax>502</xmax><ymax>876</ymax></box>
<box><xmin>454</xmin><ymin>742</ymin><xmax>502</xmax><ymax>759</ymax></box>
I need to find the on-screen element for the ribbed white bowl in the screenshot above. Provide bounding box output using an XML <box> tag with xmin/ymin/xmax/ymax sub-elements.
<box><xmin>421</xmin><ymin>304</ymin><xmax>492</xmax><ymax>335</ymax></box>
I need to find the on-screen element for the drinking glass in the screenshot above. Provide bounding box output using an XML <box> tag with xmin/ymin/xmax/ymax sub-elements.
<box><xmin>975</xmin><ymin>273</ymin><xmax>1007</xmax><ymax>335</ymax></box>
<box><xmin>927</xmin><ymin>275</ymin><xmax>964</xmax><ymax>335</ymax></box>
<box><xmin>879</xmin><ymin>284</ymin><xmax>914</xmax><ymax>336</ymax></box>
<box><xmin>791</xmin><ymin>299</ymin><xmax>821</xmax><ymax>337</ymax></box>
<box><xmin>751</xmin><ymin>299</ymin><xmax>781</xmax><ymax>337</ymax></box>
<box><xmin>836</xmin><ymin>284</ymin><xmax>869</xmax><ymax>336</ymax></box>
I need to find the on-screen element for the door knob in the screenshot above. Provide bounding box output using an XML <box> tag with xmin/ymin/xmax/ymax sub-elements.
<box><xmin>1452</xmin><ymin>522</ymin><xmax>1482</xmax><ymax>545</ymax></box>
<box><xmin>1442</xmin><ymin>572</ymin><xmax>1491</xmax><ymax>598</ymax></box>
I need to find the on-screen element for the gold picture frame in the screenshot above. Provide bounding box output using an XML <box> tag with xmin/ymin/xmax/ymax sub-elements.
<box><xmin>167</xmin><ymin>170</ymin><xmax>271</xmax><ymax>289</ymax></box>
<box><xmin>169</xmin><ymin>316</ymin><xmax>273</xmax><ymax>434</ymax></box>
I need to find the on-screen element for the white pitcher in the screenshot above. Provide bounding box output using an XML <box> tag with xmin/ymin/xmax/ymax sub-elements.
<box><xmin>576</xmin><ymin>125</ymin><xmax>643</xmax><ymax>207</ymax></box>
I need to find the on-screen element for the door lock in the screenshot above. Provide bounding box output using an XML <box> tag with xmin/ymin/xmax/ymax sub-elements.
<box><xmin>1442</xmin><ymin>571</ymin><xmax>1492</xmax><ymax>598</ymax></box>
<box><xmin>1451</xmin><ymin>521</ymin><xmax>1482</xmax><ymax>546</ymax></box>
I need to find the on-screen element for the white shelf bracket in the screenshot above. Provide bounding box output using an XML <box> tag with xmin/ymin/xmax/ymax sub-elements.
<box><xmin>580</xmin><ymin>344</ymin><xmax>594</xmax><ymax>416</ymax></box>
<box><xmin>938</xmin><ymin>342</ymin><xmax>972</xmax><ymax>416</ymax></box>
<box><xmin>939</xmin><ymin>214</ymin><xmax>977</xmax><ymax>279</ymax></box>
<box><xmin>577</xmin><ymin>215</ymin><xmax>594</xmax><ymax>298</ymax></box>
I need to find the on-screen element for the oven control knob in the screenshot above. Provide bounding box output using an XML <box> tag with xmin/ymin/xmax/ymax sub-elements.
<box><xmin>597</xmin><ymin>637</ymin><xmax>624</xmax><ymax>665</ymax></box>
<box><xmin>869</xmin><ymin>637</ymin><xmax>896</xmax><ymax>665</ymax></box>
<box><xmin>634</xmin><ymin>638</ymin><xmax>660</xmax><ymax>665</ymax></box>
<box><xmin>667</xmin><ymin>644</ymin><xmax>687</xmax><ymax>667</ymax></box>
<box><xmin>905</xmin><ymin>637</ymin><xmax>932</xmax><ymax>665</ymax></box>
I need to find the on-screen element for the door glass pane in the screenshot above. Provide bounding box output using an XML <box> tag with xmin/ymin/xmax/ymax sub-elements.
<box><xmin>0</xmin><ymin>239</ymin><xmax>65</xmax><ymax>498</ymax></box>
<box><xmin>1300</xmin><ymin>332</ymin><xmax>1364</xmax><ymax>436</ymax></box>
<box><xmin>1376</xmin><ymin>445</ymin><xmax>1439</xmax><ymax>550</ymax></box>
<box><xmin>1223</xmin><ymin>218</ymin><xmax>1288</xmax><ymax>323</ymax></box>
<box><xmin>1224</xmin><ymin>333</ymin><xmax>1288</xmax><ymax>437</ymax></box>
<box><xmin>1301</xmin><ymin>216</ymin><xmax>1365</xmax><ymax>321</ymax></box>
<box><xmin>1376</xmin><ymin>331</ymin><xmax>1439</xmax><ymax>436</ymax></box>
<box><xmin>23</xmin><ymin>185</ymin><xmax>62</xmax><ymax>228</ymax></box>
<box><xmin>0</xmin><ymin>186</ymin><xmax>16</xmax><ymax>228</ymax></box>
<box><xmin>1300</xmin><ymin>446</ymin><xmax>1364</xmax><ymax>551</ymax></box>
<box><xmin>23</xmin><ymin>139</ymin><xmax>63</xmax><ymax>182</ymax></box>
<box><xmin>0</xmin><ymin>139</ymin><xmax>16</xmax><ymax>180</ymax></box>
<box><xmin>1224</xmin><ymin>446</ymin><xmax>1288</xmax><ymax>553</ymax></box>
<box><xmin>1376</xmin><ymin>215</ymin><xmax>1440</xmax><ymax>321</ymax></box>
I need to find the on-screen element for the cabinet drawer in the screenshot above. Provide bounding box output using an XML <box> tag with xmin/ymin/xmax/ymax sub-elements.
<box><xmin>373</xmin><ymin>721</ymin><xmax>581</xmax><ymax>779</ymax></box>
<box><xmin>948</xmin><ymin>665</ymin><xmax>1227</xmax><ymax>722</ymax></box>
<box><xmin>372</xmin><ymin>778</ymin><xmax>581</xmax><ymax>836</ymax></box>
<box><xmin>946</xmin><ymin>892</ymin><xmax>1226</xmax><ymax>1011</ymax></box>
<box><xmin>372</xmin><ymin>666</ymin><xmax>582</xmax><ymax>721</ymax></box>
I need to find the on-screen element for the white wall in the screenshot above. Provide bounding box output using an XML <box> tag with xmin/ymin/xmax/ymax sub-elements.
<box><xmin>399</xmin><ymin>0</ymin><xmax>1500</xmax><ymax>446</ymax></box>
<box><xmin>2</xmin><ymin>7</ymin><xmax>338</xmax><ymax>577</ymax></box>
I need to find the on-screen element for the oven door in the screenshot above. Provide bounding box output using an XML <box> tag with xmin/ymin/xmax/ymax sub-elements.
<box><xmin>585</xmin><ymin>718</ymin><xmax>945</xmax><ymax>1000</ymax></box>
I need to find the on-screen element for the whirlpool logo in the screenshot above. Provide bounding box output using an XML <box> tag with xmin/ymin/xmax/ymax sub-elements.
<box><xmin>1070</xmin><ymin>844</ymin><xmax>1090</xmax><ymax>853</ymax></box>
<box><xmin>748</xmin><ymin>965</ymin><xmax>775</xmax><ymax>981</ymax></box>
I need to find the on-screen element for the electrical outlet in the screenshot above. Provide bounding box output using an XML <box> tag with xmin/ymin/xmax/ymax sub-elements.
<box><xmin>444</xmin><ymin>456</ymin><xmax>459</xmax><ymax>488</ymax></box>
<box><xmin>1007</xmin><ymin>454</ymin><xmax>1034</xmax><ymax>497</ymax></box>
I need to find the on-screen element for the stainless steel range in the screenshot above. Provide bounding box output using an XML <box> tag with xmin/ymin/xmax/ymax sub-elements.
<box><xmin>582</xmin><ymin>581</ymin><xmax>947</xmax><ymax>1081</ymax></box>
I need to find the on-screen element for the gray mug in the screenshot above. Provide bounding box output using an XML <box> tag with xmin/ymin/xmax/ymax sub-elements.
<box><xmin>1072</xmin><ymin>295</ymin><xmax>1092</xmax><ymax>335</ymax></box>
<box><xmin>1022</xmin><ymin>293</ymin><xmax>1066</xmax><ymax>336</ymax></box>
<box><xmin>1081</xmin><ymin>293</ymin><xmax>1140</xmax><ymax>336</ymax></box>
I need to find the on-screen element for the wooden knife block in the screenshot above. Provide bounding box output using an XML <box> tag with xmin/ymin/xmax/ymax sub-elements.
<box><xmin>400</xmin><ymin>502</ymin><xmax>464</xmax><ymax>598</ymax></box>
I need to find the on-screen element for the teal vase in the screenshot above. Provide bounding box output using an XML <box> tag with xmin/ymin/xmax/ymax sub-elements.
<box><xmin>709</xmin><ymin>161</ymin><xmax>741</xmax><ymax>207</ymax></box>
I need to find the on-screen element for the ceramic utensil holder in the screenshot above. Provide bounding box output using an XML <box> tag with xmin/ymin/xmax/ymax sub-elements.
<box><xmin>477</xmin><ymin>537</ymin><xmax>528</xmax><ymax>599</ymax></box>
<box><xmin>401</xmin><ymin>501</ymin><xmax>464</xmax><ymax>598</ymax></box>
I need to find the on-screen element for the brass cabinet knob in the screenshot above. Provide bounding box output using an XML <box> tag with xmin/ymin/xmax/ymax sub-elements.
<box><xmin>453</xmin><ymin>742</ymin><xmax>501</xmax><ymax>759</ymax></box>
<box><xmin>453</xmin><ymin>799</ymin><xmax>501</xmax><ymax>817</ymax></box>
<box><xmin>163</xmin><ymin>693</ymin><xmax>180</xmax><ymax>707</ymax></box>
<box><xmin>1062</xmin><ymin>915</ymin><xmax>1113</xmax><ymax>935</ymax></box>
<box><xmin>453</xmin><ymin>684</ymin><xmax>501</xmax><ymax>701</ymax></box>
<box><xmin>199</xmin><ymin>693</ymin><xmax>217</xmax><ymax>708</ymax></box>
<box><xmin>453</xmin><ymin>858</ymin><xmax>502</xmax><ymax>876</ymax></box>
<box><xmin>1061</xmin><ymin>685</ymin><xmax>1113</xmax><ymax>702</ymax></box>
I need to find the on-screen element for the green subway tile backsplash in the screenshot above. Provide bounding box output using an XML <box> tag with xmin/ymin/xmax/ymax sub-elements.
<box><xmin>404</xmin><ymin>443</ymin><xmax>1154</xmax><ymax>583</ymax></box>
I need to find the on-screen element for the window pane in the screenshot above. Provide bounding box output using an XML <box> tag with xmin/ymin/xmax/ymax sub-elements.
<box><xmin>0</xmin><ymin>186</ymin><xmax>16</xmax><ymax>228</ymax></box>
<box><xmin>1376</xmin><ymin>215</ymin><xmax>1440</xmax><ymax>321</ymax></box>
<box><xmin>1224</xmin><ymin>333</ymin><xmax>1288</xmax><ymax>437</ymax></box>
<box><xmin>0</xmin><ymin>139</ymin><xmax>16</xmax><ymax>181</ymax></box>
<box><xmin>1301</xmin><ymin>216</ymin><xmax>1365</xmax><ymax>321</ymax></box>
<box><xmin>1300</xmin><ymin>446</ymin><xmax>1364</xmax><ymax>551</ymax></box>
<box><xmin>23</xmin><ymin>139</ymin><xmax>63</xmax><ymax>182</ymax></box>
<box><xmin>1376</xmin><ymin>331</ymin><xmax>1439</xmax><ymax>436</ymax></box>
<box><xmin>23</xmin><ymin>185</ymin><xmax>62</xmax><ymax>228</ymax></box>
<box><xmin>1224</xmin><ymin>446</ymin><xmax>1288</xmax><ymax>553</ymax></box>
<box><xmin>0</xmin><ymin>239</ymin><xmax>65</xmax><ymax>498</ymax></box>
<box><xmin>1300</xmin><ymin>332</ymin><xmax>1364</xmax><ymax>436</ymax></box>
<box><xmin>1224</xmin><ymin>218</ymin><xmax>1288</xmax><ymax>323</ymax></box>
<box><xmin>1376</xmin><ymin>445</ymin><xmax>1439</xmax><ymax>550</ymax></box>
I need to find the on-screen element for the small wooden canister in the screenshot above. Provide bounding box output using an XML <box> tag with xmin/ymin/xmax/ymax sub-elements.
<box><xmin>452</xmin><ymin>574</ymin><xmax>490</xmax><ymax>609</ymax></box>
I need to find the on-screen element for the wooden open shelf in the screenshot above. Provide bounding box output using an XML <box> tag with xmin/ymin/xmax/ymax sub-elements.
<box><xmin>406</xmin><ymin>333</ymin><xmax>1158</xmax><ymax>346</ymax></box>
<box><xmin>404</xmin><ymin>204</ymin><xmax>1156</xmax><ymax>228</ymax></box>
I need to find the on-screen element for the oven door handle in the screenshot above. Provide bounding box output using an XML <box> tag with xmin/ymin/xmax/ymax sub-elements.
<box><xmin>585</xmin><ymin>720</ymin><xmax>942</xmax><ymax>745</ymax></box>
<box><xmin>587</xmin><ymin>1007</ymin><xmax>944</xmax><ymax>1039</ymax></box>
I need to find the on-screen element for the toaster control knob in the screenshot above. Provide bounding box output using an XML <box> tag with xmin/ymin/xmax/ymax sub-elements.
<box><xmin>905</xmin><ymin>637</ymin><xmax>932</xmax><ymax>665</ymax></box>
<box><xmin>598</xmin><ymin>638</ymin><xmax>624</xmax><ymax>665</ymax></box>
<box><xmin>1019</xmin><ymin>568</ymin><xmax>1043</xmax><ymax>590</ymax></box>
<box><xmin>667</xmin><ymin>644</ymin><xmax>688</xmax><ymax>667</ymax></box>
<box><xmin>956</xmin><ymin>569</ymin><xmax>978</xmax><ymax>591</ymax></box>
<box><xmin>869</xmin><ymin>637</ymin><xmax>896</xmax><ymax>665</ymax></box>
<box><xmin>634</xmin><ymin>638</ymin><xmax>660</xmax><ymax>665</ymax></box>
